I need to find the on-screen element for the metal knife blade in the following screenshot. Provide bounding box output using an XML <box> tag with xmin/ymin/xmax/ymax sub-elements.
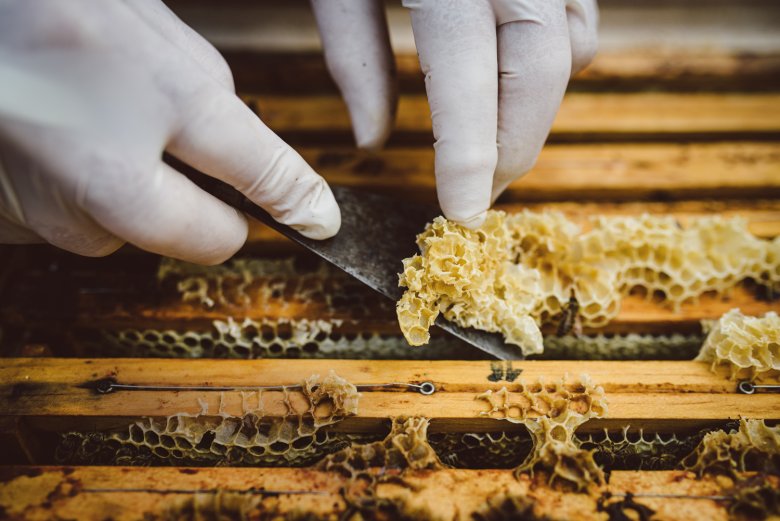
<box><xmin>182</xmin><ymin>166</ymin><xmax>523</xmax><ymax>360</ymax></box>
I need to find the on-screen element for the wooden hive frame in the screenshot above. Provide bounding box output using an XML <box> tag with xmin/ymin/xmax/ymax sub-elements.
<box><xmin>0</xmin><ymin>1</ymin><xmax>779</xmax><ymax>520</ymax></box>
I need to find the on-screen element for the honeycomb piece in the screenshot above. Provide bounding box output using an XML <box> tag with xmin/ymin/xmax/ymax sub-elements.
<box><xmin>77</xmin><ymin>323</ymin><xmax>481</xmax><ymax>360</ymax></box>
<box><xmin>324</xmin><ymin>419</ymin><xmax>451</xmax><ymax>519</ymax></box>
<box><xmin>476</xmin><ymin>376</ymin><xmax>608</xmax><ymax>490</ymax></box>
<box><xmin>318</xmin><ymin>417</ymin><xmax>443</xmax><ymax>476</ymax></box>
<box><xmin>305</xmin><ymin>370</ymin><xmax>360</xmax><ymax>421</ymax></box>
<box><xmin>430</xmin><ymin>427</ymin><xmax>714</xmax><ymax>472</ymax></box>
<box><xmin>158</xmin><ymin>257</ymin><xmax>300</xmax><ymax>309</ymax></box>
<box><xmin>397</xmin><ymin>212</ymin><xmax>544</xmax><ymax>355</ymax></box>
<box><xmin>578</xmin><ymin>426</ymin><xmax>708</xmax><ymax>471</ymax></box>
<box><xmin>398</xmin><ymin>210</ymin><xmax>779</xmax><ymax>354</ymax></box>
<box><xmin>76</xmin><ymin>326</ymin><xmax>703</xmax><ymax>362</ymax></box>
<box><xmin>476</xmin><ymin>375</ymin><xmax>607</xmax><ymax>423</ymax></box>
<box><xmin>681</xmin><ymin>419</ymin><xmax>780</xmax><ymax>476</ymax></box>
<box><xmin>726</xmin><ymin>475</ymin><xmax>780</xmax><ymax>520</ymax></box>
<box><xmin>695</xmin><ymin>308</ymin><xmax>780</xmax><ymax>380</ymax></box>
<box><xmin>518</xmin><ymin>411</ymin><xmax>604</xmax><ymax>490</ymax></box>
<box><xmin>55</xmin><ymin>372</ymin><xmax>363</xmax><ymax>467</ymax></box>
<box><xmin>428</xmin><ymin>431</ymin><xmax>532</xmax><ymax>469</ymax></box>
<box><xmin>55</xmin><ymin>426</ymin><xmax>380</xmax><ymax>468</ymax></box>
<box><xmin>316</xmin><ymin>417</ymin><xmax>443</xmax><ymax>507</ymax></box>
<box><xmin>158</xmin><ymin>256</ymin><xmax>393</xmax><ymax>324</ymax></box>
<box><xmin>540</xmin><ymin>332</ymin><xmax>703</xmax><ymax>361</ymax></box>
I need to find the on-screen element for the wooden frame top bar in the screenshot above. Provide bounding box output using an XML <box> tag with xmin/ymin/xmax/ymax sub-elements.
<box><xmin>2</xmin><ymin>359</ymin><xmax>777</xmax><ymax>433</ymax></box>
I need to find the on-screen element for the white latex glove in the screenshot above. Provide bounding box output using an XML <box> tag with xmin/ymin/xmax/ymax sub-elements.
<box><xmin>0</xmin><ymin>1</ymin><xmax>341</xmax><ymax>264</ymax></box>
<box><xmin>310</xmin><ymin>0</ymin><xmax>397</xmax><ymax>151</ymax></box>
<box><xmin>375</xmin><ymin>0</ymin><xmax>592</xmax><ymax>227</ymax></box>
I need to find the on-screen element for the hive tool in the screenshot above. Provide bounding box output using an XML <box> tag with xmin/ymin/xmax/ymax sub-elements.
<box><xmin>181</xmin><ymin>164</ymin><xmax>523</xmax><ymax>360</ymax></box>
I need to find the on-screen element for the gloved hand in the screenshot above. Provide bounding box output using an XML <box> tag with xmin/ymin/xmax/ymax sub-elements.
<box><xmin>405</xmin><ymin>0</ymin><xmax>599</xmax><ymax>227</ymax></box>
<box><xmin>0</xmin><ymin>0</ymin><xmax>341</xmax><ymax>265</ymax></box>
<box><xmin>314</xmin><ymin>0</ymin><xmax>598</xmax><ymax>228</ymax></box>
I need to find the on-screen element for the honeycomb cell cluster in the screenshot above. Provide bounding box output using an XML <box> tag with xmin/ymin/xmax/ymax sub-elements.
<box><xmin>88</xmin><ymin>319</ymin><xmax>475</xmax><ymax>361</ymax></box>
<box><xmin>428</xmin><ymin>431</ymin><xmax>533</xmax><ymax>469</ymax></box>
<box><xmin>79</xmin><ymin>326</ymin><xmax>701</xmax><ymax>362</ymax></box>
<box><xmin>397</xmin><ymin>210</ymin><xmax>779</xmax><ymax>355</ymax></box>
<box><xmin>579</xmin><ymin>427</ymin><xmax>706</xmax><ymax>471</ymax></box>
<box><xmin>541</xmin><ymin>332</ymin><xmax>702</xmax><ymax>361</ymax></box>
<box><xmin>316</xmin><ymin>417</ymin><xmax>444</xmax><ymax>507</ymax></box>
<box><xmin>725</xmin><ymin>475</ymin><xmax>780</xmax><ymax>520</ymax></box>
<box><xmin>397</xmin><ymin>212</ymin><xmax>543</xmax><ymax>354</ymax></box>
<box><xmin>476</xmin><ymin>375</ymin><xmax>608</xmax><ymax>490</ymax></box>
<box><xmin>682</xmin><ymin>419</ymin><xmax>780</xmax><ymax>476</ymax></box>
<box><xmin>318</xmin><ymin>417</ymin><xmax>443</xmax><ymax>476</ymax></box>
<box><xmin>430</xmin><ymin>426</ymin><xmax>724</xmax><ymax>472</ymax></box>
<box><xmin>158</xmin><ymin>257</ymin><xmax>392</xmax><ymax>321</ymax></box>
<box><xmin>141</xmin><ymin>257</ymin><xmax>489</xmax><ymax>360</ymax></box>
<box><xmin>695</xmin><ymin>308</ymin><xmax>780</xmax><ymax>380</ymax></box>
<box><xmin>56</xmin><ymin>372</ymin><xmax>364</xmax><ymax>467</ymax></box>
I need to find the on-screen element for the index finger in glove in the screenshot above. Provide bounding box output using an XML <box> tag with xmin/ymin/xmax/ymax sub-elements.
<box><xmin>167</xmin><ymin>79</ymin><xmax>341</xmax><ymax>241</ymax></box>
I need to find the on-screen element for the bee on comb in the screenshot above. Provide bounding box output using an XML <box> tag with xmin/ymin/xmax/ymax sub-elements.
<box><xmin>557</xmin><ymin>292</ymin><xmax>582</xmax><ymax>337</ymax></box>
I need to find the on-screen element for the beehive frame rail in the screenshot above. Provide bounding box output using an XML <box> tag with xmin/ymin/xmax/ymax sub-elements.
<box><xmin>1</xmin><ymin>359</ymin><xmax>777</xmax><ymax>448</ymax></box>
<box><xmin>1</xmin><ymin>466</ymin><xmax>773</xmax><ymax>521</ymax></box>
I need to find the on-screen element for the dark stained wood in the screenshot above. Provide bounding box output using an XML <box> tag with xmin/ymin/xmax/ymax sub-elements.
<box><xmin>222</xmin><ymin>50</ymin><xmax>780</xmax><ymax>94</ymax></box>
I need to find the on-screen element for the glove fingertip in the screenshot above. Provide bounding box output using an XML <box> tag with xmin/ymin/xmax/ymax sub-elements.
<box><xmin>354</xmin><ymin>120</ymin><xmax>391</xmax><ymax>152</ymax></box>
<box><xmin>349</xmin><ymin>96</ymin><xmax>395</xmax><ymax>152</ymax></box>
<box><xmin>448</xmin><ymin>209</ymin><xmax>487</xmax><ymax>230</ymax></box>
<box><xmin>290</xmin><ymin>179</ymin><xmax>342</xmax><ymax>240</ymax></box>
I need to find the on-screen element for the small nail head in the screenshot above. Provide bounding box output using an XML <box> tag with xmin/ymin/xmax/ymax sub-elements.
<box><xmin>95</xmin><ymin>378</ymin><xmax>115</xmax><ymax>394</ymax></box>
<box><xmin>737</xmin><ymin>381</ymin><xmax>755</xmax><ymax>395</ymax></box>
<box><xmin>419</xmin><ymin>382</ymin><xmax>436</xmax><ymax>395</ymax></box>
